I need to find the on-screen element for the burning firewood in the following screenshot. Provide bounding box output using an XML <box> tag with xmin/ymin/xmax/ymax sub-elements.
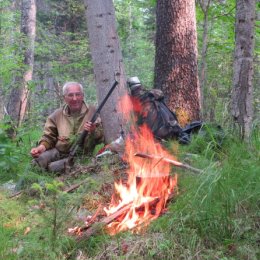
<box><xmin>72</xmin><ymin>202</ymin><xmax>132</xmax><ymax>241</ymax></box>
<box><xmin>71</xmin><ymin>192</ymin><xmax>176</xmax><ymax>241</ymax></box>
<box><xmin>134</xmin><ymin>152</ymin><xmax>202</xmax><ymax>173</ymax></box>
<box><xmin>70</xmin><ymin>120</ymin><xmax>182</xmax><ymax>239</ymax></box>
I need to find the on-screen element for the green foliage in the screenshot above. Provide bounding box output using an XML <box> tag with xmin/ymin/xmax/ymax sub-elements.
<box><xmin>0</xmin><ymin>0</ymin><xmax>24</xmax><ymax>93</ymax></box>
<box><xmin>0</xmin><ymin>122</ymin><xmax>46</xmax><ymax>185</ymax></box>
<box><xmin>0</xmin><ymin>127</ymin><xmax>19</xmax><ymax>180</ymax></box>
<box><xmin>35</xmin><ymin>0</ymin><xmax>92</xmax><ymax>84</ymax></box>
<box><xmin>186</xmin><ymin>123</ymin><xmax>227</xmax><ymax>158</ymax></box>
<box><xmin>0</xmin><ymin>180</ymin><xmax>77</xmax><ymax>260</ymax></box>
<box><xmin>0</xmin><ymin>193</ymin><xmax>26</xmax><ymax>260</ymax></box>
<box><xmin>150</xmin><ymin>133</ymin><xmax>260</xmax><ymax>259</ymax></box>
<box><xmin>0</xmin><ymin>1</ymin><xmax>260</xmax><ymax>259</ymax></box>
<box><xmin>196</xmin><ymin>0</ymin><xmax>236</xmax><ymax>124</ymax></box>
<box><xmin>26</xmin><ymin>0</ymin><xmax>97</xmax><ymax>123</ymax></box>
<box><xmin>0</xmin><ymin>223</ymin><xmax>17</xmax><ymax>260</ymax></box>
<box><xmin>115</xmin><ymin>0</ymin><xmax>155</xmax><ymax>87</ymax></box>
<box><xmin>1</xmin><ymin>127</ymin><xmax>259</xmax><ymax>259</ymax></box>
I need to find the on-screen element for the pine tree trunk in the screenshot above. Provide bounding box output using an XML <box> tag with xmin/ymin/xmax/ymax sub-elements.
<box><xmin>154</xmin><ymin>0</ymin><xmax>201</xmax><ymax>125</ymax></box>
<box><xmin>231</xmin><ymin>0</ymin><xmax>255</xmax><ymax>140</ymax></box>
<box><xmin>84</xmin><ymin>0</ymin><xmax>127</xmax><ymax>142</ymax></box>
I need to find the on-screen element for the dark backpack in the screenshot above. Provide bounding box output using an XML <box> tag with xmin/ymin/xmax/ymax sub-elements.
<box><xmin>141</xmin><ymin>89</ymin><xmax>182</xmax><ymax>139</ymax></box>
<box><xmin>130</xmin><ymin>88</ymin><xmax>203</xmax><ymax>144</ymax></box>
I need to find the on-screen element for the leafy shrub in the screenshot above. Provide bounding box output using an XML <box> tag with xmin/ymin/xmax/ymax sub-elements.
<box><xmin>0</xmin><ymin>127</ymin><xmax>19</xmax><ymax>181</ymax></box>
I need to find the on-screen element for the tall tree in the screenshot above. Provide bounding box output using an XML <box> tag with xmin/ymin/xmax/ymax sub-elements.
<box><xmin>231</xmin><ymin>0</ymin><xmax>255</xmax><ymax>140</ymax></box>
<box><xmin>154</xmin><ymin>0</ymin><xmax>201</xmax><ymax>125</ymax></box>
<box><xmin>84</xmin><ymin>0</ymin><xmax>127</xmax><ymax>142</ymax></box>
<box><xmin>6</xmin><ymin>0</ymin><xmax>36</xmax><ymax>134</ymax></box>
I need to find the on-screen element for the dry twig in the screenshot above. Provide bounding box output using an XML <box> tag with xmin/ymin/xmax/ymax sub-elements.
<box><xmin>134</xmin><ymin>152</ymin><xmax>202</xmax><ymax>173</ymax></box>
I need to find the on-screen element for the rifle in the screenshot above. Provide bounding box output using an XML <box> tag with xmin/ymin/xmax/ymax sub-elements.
<box><xmin>48</xmin><ymin>81</ymin><xmax>119</xmax><ymax>173</ymax></box>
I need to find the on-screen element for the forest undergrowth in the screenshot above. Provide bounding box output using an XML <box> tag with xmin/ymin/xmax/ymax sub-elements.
<box><xmin>0</xmin><ymin>123</ymin><xmax>259</xmax><ymax>260</ymax></box>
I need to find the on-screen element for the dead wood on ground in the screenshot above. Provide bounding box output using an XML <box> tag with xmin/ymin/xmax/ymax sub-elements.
<box><xmin>134</xmin><ymin>152</ymin><xmax>202</xmax><ymax>173</ymax></box>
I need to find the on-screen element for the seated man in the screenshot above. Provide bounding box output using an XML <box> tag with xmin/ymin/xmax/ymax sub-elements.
<box><xmin>30</xmin><ymin>81</ymin><xmax>104</xmax><ymax>171</ymax></box>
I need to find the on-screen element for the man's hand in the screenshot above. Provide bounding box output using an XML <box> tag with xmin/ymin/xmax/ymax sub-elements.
<box><xmin>30</xmin><ymin>144</ymin><xmax>46</xmax><ymax>158</ymax></box>
<box><xmin>84</xmin><ymin>121</ymin><xmax>96</xmax><ymax>133</ymax></box>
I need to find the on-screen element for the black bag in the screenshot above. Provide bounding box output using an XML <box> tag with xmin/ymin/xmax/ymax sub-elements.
<box><xmin>140</xmin><ymin>89</ymin><xmax>182</xmax><ymax>139</ymax></box>
<box><xmin>130</xmin><ymin>87</ymin><xmax>203</xmax><ymax>144</ymax></box>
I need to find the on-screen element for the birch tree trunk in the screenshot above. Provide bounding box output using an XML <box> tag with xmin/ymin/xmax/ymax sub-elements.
<box><xmin>84</xmin><ymin>0</ymin><xmax>127</xmax><ymax>142</ymax></box>
<box><xmin>154</xmin><ymin>0</ymin><xmax>201</xmax><ymax>126</ymax></box>
<box><xmin>231</xmin><ymin>0</ymin><xmax>255</xmax><ymax>140</ymax></box>
<box><xmin>6</xmin><ymin>0</ymin><xmax>36</xmax><ymax>135</ymax></box>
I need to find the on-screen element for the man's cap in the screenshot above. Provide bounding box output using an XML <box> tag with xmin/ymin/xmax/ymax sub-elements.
<box><xmin>127</xmin><ymin>76</ymin><xmax>141</xmax><ymax>88</ymax></box>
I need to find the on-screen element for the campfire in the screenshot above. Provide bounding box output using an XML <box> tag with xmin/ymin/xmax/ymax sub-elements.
<box><xmin>69</xmin><ymin>95</ymin><xmax>179</xmax><ymax>238</ymax></box>
<box><xmin>104</xmin><ymin>124</ymin><xmax>178</xmax><ymax>235</ymax></box>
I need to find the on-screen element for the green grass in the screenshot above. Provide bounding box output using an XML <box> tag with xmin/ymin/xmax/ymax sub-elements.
<box><xmin>0</xmin><ymin>124</ymin><xmax>259</xmax><ymax>259</ymax></box>
<box><xmin>148</xmin><ymin>131</ymin><xmax>260</xmax><ymax>259</ymax></box>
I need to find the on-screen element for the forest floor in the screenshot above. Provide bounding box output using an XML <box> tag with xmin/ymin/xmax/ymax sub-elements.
<box><xmin>0</xmin><ymin>126</ymin><xmax>259</xmax><ymax>260</ymax></box>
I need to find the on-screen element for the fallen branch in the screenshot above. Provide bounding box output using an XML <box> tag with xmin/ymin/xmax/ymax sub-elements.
<box><xmin>134</xmin><ymin>152</ymin><xmax>202</xmax><ymax>174</ymax></box>
<box><xmin>8</xmin><ymin>190</ymin><xmax>23</xmax><ymax>199</ymax></box>
<box><xmin>63</xmin><ymin>180</ymin><xmax>86</xmax><ymax>193</ymax></box>
<box><xmin>82</xmin><ymin>204</ymin><xmax>104</xmax><ymax>229</ymax></box>
<box><xmin>76</xmin><ymin>202</ymin><xmax>132</xmax><ymax>241</ymax></box>
<box><xmin>70</xmin><ymin>204</ymin><xmax>105</xmax><ymax>236</ymax></box>
<box><xmin>75</xmin><ymin>194</ymin><xmax>176</xmax><ymax>241</ymax></box>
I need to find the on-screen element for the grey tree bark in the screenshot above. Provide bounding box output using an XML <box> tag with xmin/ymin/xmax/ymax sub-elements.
<box><xmin>84</xmin><ymin>0</ymin><xmax>127</xmax><ymax>142</ymax></box>
<box><xmin>231</xmin><ymin>0</ymin><xmax>255</xmax><ymax>140</ymax></box>
<box><xmin>154</xmin><ymin>0</ymin><xmax>201</xmax><ymax>126</ymax></box>
<box><xmin>6</xmin><ymin>0</ymin><xmax>36</xmax><ymax>134</ymax></box>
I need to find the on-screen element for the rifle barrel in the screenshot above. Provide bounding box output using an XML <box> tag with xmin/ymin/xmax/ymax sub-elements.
<box><xmin>69</xmin><ymin>81</ymin><xmax>119</xmax><ymax>155</ymax></box>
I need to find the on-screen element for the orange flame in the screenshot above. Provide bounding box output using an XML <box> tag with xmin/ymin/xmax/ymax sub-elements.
<box><xmin>104</xmin><ymin>95</ymin><xmax>178</xmax><ymax>235</ymax></box>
